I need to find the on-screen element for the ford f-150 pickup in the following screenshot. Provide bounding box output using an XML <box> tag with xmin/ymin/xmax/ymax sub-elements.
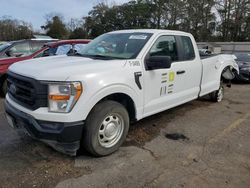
<box><xmin>5</xmin><ymin>29</ymin><xmax>239</xmax><ymax>156</ymax></box>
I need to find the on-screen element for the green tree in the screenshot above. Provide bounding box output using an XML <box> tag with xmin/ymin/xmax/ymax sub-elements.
<box><xmin>69</xmin><ymin>28</ymin><xmax>87</xmax><ymax>39</ymax></box>
<box><xmin>215</xmin><ymin>0</ymin><xmax>250</xmax><ymax>41</ymax></box>
<box><xmin>83</xmin><ymin>1</ymin><xmax>153</xmax><ymax>38</ymax></box>
<box><xmin>82</xmin><ymin>0</ymin><xmax>250</xmax><ymax>41</ymax></box>
<box><xmin>41</xmin><ymin>15</ymin><xmax>68</xmax><ymax>39</ymax></box>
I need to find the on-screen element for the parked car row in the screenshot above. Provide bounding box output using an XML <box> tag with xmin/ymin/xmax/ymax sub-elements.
<box><xmin>0</xmin><ymin>39</ymin><xmax>90</xmax><ymax>96</ymax></box>
<box><xmin>0</xmin><ymin>39</ymin><xmax>55</xmax><ymax>58</ymax></box>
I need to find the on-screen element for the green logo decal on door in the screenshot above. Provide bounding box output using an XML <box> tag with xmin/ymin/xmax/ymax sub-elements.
<box><xmin>169</xmin><ymin>72</ymin><xmax>175</xmax><ymax>82</ymax></box>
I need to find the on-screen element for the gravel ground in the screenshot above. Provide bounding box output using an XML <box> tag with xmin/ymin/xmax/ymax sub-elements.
<box><xmin>0</xmin><ymin>84</ymin><xmax>250</xmax><ymax>188</ymax></box>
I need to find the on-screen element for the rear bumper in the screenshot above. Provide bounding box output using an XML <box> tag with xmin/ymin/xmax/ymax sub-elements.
<box><xmin>5</xmin><ymin>99</ymin><xmax>84</xmax><ymax>156</ymax></box>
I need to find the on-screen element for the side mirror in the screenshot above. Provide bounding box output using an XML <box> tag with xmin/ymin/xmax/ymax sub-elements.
<box><xmin>5</xmin><ymin>50</ymin><xmax>13</xmax><ymax>57</ymax></box>
<box><xmin>146</xmin><ymin>56</ymin><xmax>172</xmax><ymax>70</ymax></box>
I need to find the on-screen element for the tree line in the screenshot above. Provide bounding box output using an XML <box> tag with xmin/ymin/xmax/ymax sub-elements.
<box><xmin>0</xmin><ymin>0</ymin><xmax>249</xmax><ymax>42</ymax></box>
<box><xmin>0</xmin><ymin>16</ymin><xmax>33</xmax><ymax>41</ymax></box>
<box><xmin>83</xmin><ymin>0</ymin><xmax>250</xmax><ymax>41</ymax></box>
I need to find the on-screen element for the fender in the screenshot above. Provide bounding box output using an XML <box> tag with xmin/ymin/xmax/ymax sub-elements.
<box><xmin>79</xmin><ymin>84</ymin><xmax>142</xmax><ymax>121</ymax></box>
<box><xmin>218</xmin><ymin>55</ymin><xmax>239</xmax><ymax>76</ymax></box>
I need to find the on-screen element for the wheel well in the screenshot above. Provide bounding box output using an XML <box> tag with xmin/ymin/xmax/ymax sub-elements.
<box><xmin>221</xmin><ymin>66</ymin><xmax>236</xmax><ymax>81</ymax></box>
<box><xmin>221</xmin><ymin>66</ymin><xmax>237</xmax><ymax>87</ymax></box>
<box><xmin>98</xmin><ymin>93</ymin><xmax>136</xmax><ymax>122</ymax></box>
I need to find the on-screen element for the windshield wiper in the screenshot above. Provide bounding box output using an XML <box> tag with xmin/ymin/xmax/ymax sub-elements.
<box><xmin>68</xmin><ymin>52</ymin><xmax>82</xmax><ymax>57</ymax></box>
<box><xmin>88</xmin><ymin>54</ymin><xmax>116</xmax><ymax>60</ymax></box>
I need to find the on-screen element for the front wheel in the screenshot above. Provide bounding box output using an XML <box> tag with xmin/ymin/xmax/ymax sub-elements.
<box><xmin>209</xmin><ymin>83</ymin><xmax>224</xmax><ymax>102</ymax></box>
<box><xmin>82</xmin><ymin>100</ymin><xmax>129</xmax><ymax>156</ymax></box>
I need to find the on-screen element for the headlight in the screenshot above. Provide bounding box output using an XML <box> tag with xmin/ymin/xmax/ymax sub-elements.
<box><xmin>48</xmin><ymin>82</ymin><xmax>82</xmax><ymax>113</ymax></box>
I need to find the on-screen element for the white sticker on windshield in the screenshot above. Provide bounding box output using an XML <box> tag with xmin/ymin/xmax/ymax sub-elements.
<box><xmin>129</xmin><ymin>35</ymin><xmax>148</xmax><ymax>40</ymax></box>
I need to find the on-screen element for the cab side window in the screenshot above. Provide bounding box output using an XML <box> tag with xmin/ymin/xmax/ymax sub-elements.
<box><xmin>8</xmin><ymin>42</ymin><xmax>31</xmax><ymax>57</ymax></box>
<box><xmin>30</xmin><ymin>42</ymin><xmax>44</xmax><ymax>53</ymax></box>
<box><xmin>180</xmin><ymin>36</ymin><xmax>195</xmax><ymax>60</ymax></box>
<box><xmin>149</xmin><ymin>36</ymin><xmax>178</xmax><ymax>61</ymax></box>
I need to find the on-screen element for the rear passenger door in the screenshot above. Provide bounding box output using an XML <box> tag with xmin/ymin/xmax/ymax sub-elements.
<box><xmin>171</xmin><ymin>36</ymin><xmax>202</xmax><ymax>102</ymax></box>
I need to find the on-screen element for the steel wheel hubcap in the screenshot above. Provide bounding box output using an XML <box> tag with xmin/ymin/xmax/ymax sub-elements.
<box><xmin>98</xmin><ymin>114</ymin><xmax>124</xmax><ymax>148</ymax></box>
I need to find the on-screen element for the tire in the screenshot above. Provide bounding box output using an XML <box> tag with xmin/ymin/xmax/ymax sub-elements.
<box><xmin>0</xmin><ymin>79</ymin><xmax>7</xmax><ymax>98</ymax></box>
<box><xmin>209</xmin><ymin>83</ymin><xmax>224</xmax><ymax>102</ymax></box>
<box><xmin>82</xmin><ymin>100</ymin><xmax>129</xmax><ymax>157</ymax></box>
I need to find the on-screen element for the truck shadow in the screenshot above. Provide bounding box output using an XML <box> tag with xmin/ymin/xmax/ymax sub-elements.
<box><xmin>124</xmin><ymin>98</ymin><xmax>212</xmax><ymax>148</ymax></box>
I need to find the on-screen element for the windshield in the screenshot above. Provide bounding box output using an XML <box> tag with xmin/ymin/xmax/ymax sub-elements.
<box><xmin>235</xmin><ymin>53</ymin><xmax>250</xmax><ymax>62</ymax></box>
<box><xmin>77</xmin><ymin>32</ymin><xmax>153</xmax><ymax>59</ymax></box>
<box><xmin>0</xmin><ymin>43</ymin><xmax>11</xmax><ymax>52</ymax></box>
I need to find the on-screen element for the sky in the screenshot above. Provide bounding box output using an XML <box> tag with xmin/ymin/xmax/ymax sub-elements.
<box><xmin>1</xmin><ymin>0</ymin><xmax>129</xmax><ymax>31</ymax></box>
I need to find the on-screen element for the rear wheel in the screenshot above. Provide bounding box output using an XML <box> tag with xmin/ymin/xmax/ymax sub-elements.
<box><xmin>209</xmin><ymin>83</ymin><xmax>224</xmax><ymax>102</ymax></box>
<box><xmin>82</xmin><ymin>100</ymin><xmax>129</xmax><ymax>156</ymax></box>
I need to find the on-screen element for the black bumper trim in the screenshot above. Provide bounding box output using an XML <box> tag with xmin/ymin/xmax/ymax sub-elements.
<box><xmin>5</xmin><ymin>100</ymin><xmax>84</xmax><ymax>156</ymax></box>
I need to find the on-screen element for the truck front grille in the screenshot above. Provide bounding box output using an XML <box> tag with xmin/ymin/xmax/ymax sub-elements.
<box><xmin>7</xmin><ymin>71</ymin><xmax>48</xmax><ymax>110</ymax></box>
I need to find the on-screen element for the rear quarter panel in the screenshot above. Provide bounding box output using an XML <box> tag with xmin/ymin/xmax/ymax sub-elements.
<box><xmin>200</xmin><ymin>54</ymin><xmax>237</xmax><ymax>96</ymax></box>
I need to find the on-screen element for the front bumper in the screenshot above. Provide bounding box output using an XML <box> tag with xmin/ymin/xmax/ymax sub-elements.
<box><xmin>5</xmin><ymin>100</ymin><xmax>84</xmax><ymax>156</ymax></box>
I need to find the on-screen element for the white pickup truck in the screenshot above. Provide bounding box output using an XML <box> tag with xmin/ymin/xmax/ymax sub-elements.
<box><xmin>5</xmin><ymin>29</ymin><xmax>238</xmax><ymax>156</ymax></box>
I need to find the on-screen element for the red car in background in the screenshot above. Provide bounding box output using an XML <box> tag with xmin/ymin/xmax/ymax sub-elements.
<box><xmin>0</xmin><ymin>39</ymin><xmax>91</xmax><ymax>96</ymax></box>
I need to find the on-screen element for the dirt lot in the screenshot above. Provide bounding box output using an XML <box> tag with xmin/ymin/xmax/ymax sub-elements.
<box><xmin>0</xmin><ymin>84</ymin><xmax>250</xmax><ymax>188</ymax></box>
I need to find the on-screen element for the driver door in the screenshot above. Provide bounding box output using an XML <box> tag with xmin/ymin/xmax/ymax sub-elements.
<box><xmin>143</xmin><ymin>35</ymin><xmax>179</xmax><ymax>117</ymax></box>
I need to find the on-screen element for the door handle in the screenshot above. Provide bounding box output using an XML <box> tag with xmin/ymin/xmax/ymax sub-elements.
<box><xmin>176</xmin><ymin>70</ymin><xmax>186</xmax><ymax>75</ymax></box>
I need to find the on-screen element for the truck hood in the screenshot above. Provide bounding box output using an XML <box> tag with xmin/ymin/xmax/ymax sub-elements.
<box><xmin>9</xmin><ymin>55</ymin><xmax>126</xmax><ymax>81</ymax></box>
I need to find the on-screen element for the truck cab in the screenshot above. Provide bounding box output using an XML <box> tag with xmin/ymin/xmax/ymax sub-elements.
<box><xmin>5</xmin><ymin>29</ymin><xmax>238</xmax><ymax>156</ymax></box>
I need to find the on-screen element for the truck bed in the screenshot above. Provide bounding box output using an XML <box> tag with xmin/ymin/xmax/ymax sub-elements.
<box><xmin>200</xmin><ymin>54</ymin><xmax>237</xmax><ymax>97</ymax></box>
<box><xmin>200</xmin><ymin>54</ymin><xmax>219</xmax><ymax>60</ymax></box>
